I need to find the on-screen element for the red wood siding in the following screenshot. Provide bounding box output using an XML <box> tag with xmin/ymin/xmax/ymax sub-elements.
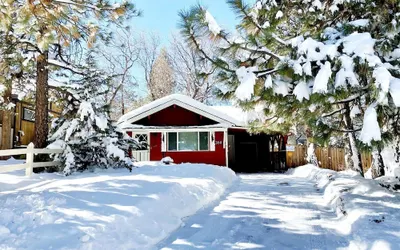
<box><xmin>149</xmin><ymin>132</ymin><xmax>226</xmax><ymax>166</ymax></box>
<box><xmin>134</xmin><ymin>105</ymin><xmax>218</xmax><ymax>126</ymax></box>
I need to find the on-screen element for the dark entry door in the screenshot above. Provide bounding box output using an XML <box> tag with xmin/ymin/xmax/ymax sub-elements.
<box><xmin>228</xmin><ymin>135</ymin><xmax>235</xmax><ymax>167</ymax></box>
<box><xmin>237</xmin><ymin>142</ymin><xmax>258</xmax><ymax>172</ymax></box>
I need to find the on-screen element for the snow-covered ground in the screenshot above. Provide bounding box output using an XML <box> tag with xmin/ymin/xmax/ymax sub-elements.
<box><xmin>159</xmin><ymin>165</ymin><xmax>400</xmax><ymax>250</ymax></box>
<box><xmin>1</xmin><ymin>161</ymin><xmax>399</xmax><ymax>250</ymax></box>
<box><xmin>0</xmin><ymin>162</ymin><xmax>237</xmax><ymax>250</ymax></box>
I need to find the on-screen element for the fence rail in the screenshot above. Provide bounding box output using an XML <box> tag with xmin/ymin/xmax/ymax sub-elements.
<box><xmin>132</xmin><ymin>150</ymin><xmax>150</xmax><ymax>162</ymax></box>
<box><xmin>0</xmin><ymin>143</ymin><xmax>62</xmax><ymax>176</ymax></box>
<box><xmin>286</xmin><ymin>145</ymin><xmax>372</xmax><ymax>172</ymax></box>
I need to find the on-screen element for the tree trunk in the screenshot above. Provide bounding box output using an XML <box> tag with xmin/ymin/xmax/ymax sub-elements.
<box><xmin>343</xmin><ymin>103</ymin><xmax>364</xmax><ymax>176</ymax></box>
<box><xmin>121</xmin><ymin>84</ymin><xmax>125</xmax><ymax>115</ymax></box>
<box><xmin>395</xmin><ymin>135</ymin><xmax>400</xmax><ymax>165</ymax></box>
<box><xmin>34</xmin><ymin>51</ymin><xmax>49</xmax><ymax>172</ymax></box>
<box><xmin>371</xmin><ymin>147</ymin><xmax>385</xmax><ymax>179</ymax></box>
<box><xmin>306</xmin><ymin>142</ymin><xmax>319</xmax><ymax>167</ymax></box>
<box><xmin>344</xmin><ymin>134</ymin><xmax>353</xmax><ymax>170</ymax></box>
<box><xmin>1</xmin><ymin>84</ymin><xmax>13</xmax><ymax>151</ymax></box>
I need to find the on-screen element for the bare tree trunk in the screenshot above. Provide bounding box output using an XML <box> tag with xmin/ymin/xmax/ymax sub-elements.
<box><xmin>34</xmin><ymin>51</ymin><xmax>49</xmax><ymax>172</ymax></box>
<box><xmin>395</xmin><ymin>135</ymin><xmax>400</xmax><ymax>165</ymax></box>
<box><xmin>371</xmin><ymin>147</ymin><xmax>385</xmax><ymax>178</ymax></box>
<box><xmin>306</xmin><ymin>142</ymin><xmax>319</xmax><ymax>167</ymax></box>
<box><xmin>121</xmin><ymin>84</ymin><xmax>125</xmax><ymax>115</ymax></box>
<box><xmin>1</xmin><ymin>84</ymin><xmax>13</xmax><ymax>151</ymax></box>
<box><xmin>343</xmin><ymin>103</ymin><xmax>364</xmax><ymax>176</ymax></box>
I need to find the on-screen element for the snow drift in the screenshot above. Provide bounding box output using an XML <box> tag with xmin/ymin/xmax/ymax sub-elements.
<box><xmin>0</xmin><ymin>163</ymin><xmax>237</xmax><ymax>250</ymax></box>
<box><xmin>288</xmin><ymin>165</ymin><xmax>400</xmax><ymax>249</ymax></box>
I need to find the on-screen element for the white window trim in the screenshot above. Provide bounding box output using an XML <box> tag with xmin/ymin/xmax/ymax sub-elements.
<box><xmin>167</xmin><ymin>131</ymin><xmax>210</xmax><ymax>152</ymax></box>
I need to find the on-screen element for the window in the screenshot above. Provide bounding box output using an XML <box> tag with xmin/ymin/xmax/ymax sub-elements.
<box><xmin>22</xmin><ymin>108</ymin><xmax>35</xmax><ymax>122</ymax></box>
<box><xmin>167</xmin><ymin>132</ymin><xmax>177</xmax><ymax>151</ymax></box>
<box><xmin>134</xmin><ymin>134</ymin><xmax>149</xmax><ymax>150</ymax></box>
<box><xmin>167</xmin><ymin>132</ymin><xmax>209</xmax><ymax>151</ymax></box>
<box><xmin>199</xmin><ymin>132</ymin><xmax>209</xmax><ymax>150</ymax></box>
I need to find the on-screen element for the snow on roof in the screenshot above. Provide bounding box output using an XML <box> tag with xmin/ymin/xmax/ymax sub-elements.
<box><xmin>119</xmin><ymin>123</ymin><xmax>233</xmax><ymax>130</ymax></box>
<box><xmin>211</xmin><ymin>105</ymin><xmax>265</xmax><ymax>125</ymax></box>
<box><xmin>118</xmin><ymin>94</ymin><xmax>245</xmax><ymax>127</ymax></box>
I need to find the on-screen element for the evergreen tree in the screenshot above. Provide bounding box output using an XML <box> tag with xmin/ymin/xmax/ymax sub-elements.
<box><xmin>180</xmin><ymin>0</ymin><xmax>400</xmax><ymax>177</ymax></box>
<box><xmin>0</xmin><ymin>3</ymin><xmax>35</xmax><ymax>150</ymax></box>
<box><xmin>148</xmin><ymin>48</ymin><xmax>175</xmax><ymax>100</ymax></box>
<box><xmin>48</xmin><ymin>56</ymin><xmax>138</xmax><ymax>176</ymax></box>
<box><xmin>0</xmin><ymin>0</ymin><xmax>140</xmax><ymax>150</ymax></box>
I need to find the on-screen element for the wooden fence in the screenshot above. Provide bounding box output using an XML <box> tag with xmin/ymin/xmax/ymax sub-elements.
<box><xmin>286</xmin><ymin>145</ymin><xmax>372</xmax><ymax>172</ymax></box>
<box><xmin>0</xmin><ymin>143</ymin><xmax>62</xmax><ymax>176</ymax></box>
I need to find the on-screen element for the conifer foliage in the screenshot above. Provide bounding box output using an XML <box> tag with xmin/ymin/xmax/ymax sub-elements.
<box><xmin>48</xmin><ymin>56</ymin><xmax>137</xmax><ymax>176</ymax></box>
<box><xmin>180</xmin><ymin>0</ymin><xmax>400</xmax><ymax>177</ymax></box>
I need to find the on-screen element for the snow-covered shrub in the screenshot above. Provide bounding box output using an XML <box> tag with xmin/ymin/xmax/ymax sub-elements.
<box><xmin>48</xmin><ymin>57</ymin><xmax>138</xmax><ymax>175</ymax></box>
<box><xmin>161</xmin><ymin>156</ymin><xmax>174</xmax><ymax>165</ymax></box>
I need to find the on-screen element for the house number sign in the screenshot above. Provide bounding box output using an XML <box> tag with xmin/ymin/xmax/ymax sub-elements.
<box><xmin>215</xmin><ymin>141</ymin><xmax>223</xmax><ymax>145</ymax></box>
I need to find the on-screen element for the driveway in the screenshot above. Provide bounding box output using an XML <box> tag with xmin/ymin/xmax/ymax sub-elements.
<box><xmin>158</xmin><ymin>174</ymin><xmax>349</xmax><ymax>250</ymax></box>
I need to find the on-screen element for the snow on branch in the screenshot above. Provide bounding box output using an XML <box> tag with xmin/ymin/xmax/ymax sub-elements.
<box><xmin>48</xmin><ymin>59</ymin><xmax>83</xmax><ymax>75</ymax></box>
<box><xmin>360</xmin><ymin>106</ymin><xmax>381</xmax><ymax>145</ymax></box>
<box><xmin>204</xmin><ymin>11</ymin><xmax>221</xmax><ymax>36</ymax></box>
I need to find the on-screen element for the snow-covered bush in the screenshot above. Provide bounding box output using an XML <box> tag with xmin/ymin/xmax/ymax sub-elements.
<box><xmin>161</xmin><ymin>156</ymin><xmax>174</xmax><ymax>165</ymax></box>
<box><xmin>48</xmin><ymin>57</ymin><xmax>138</xmax><ymax>175</ymax></box>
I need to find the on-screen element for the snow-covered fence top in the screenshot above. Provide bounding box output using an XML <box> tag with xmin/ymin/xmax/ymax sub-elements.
<box><xmin>0</xmin><ymin>143</ymin><xmax>62</xmax><ymax>176</ymax></box>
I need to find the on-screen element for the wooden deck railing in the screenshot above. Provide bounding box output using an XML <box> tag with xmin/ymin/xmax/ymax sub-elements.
<box><xmin>0</xmin><ymin>143</ymin><xmax>63</xmax><ymax>176</ymax></box>
<box><xmin>132</xmin><ymin>150</ymin><xmax>150</xmax><ymax>162</ymax></box>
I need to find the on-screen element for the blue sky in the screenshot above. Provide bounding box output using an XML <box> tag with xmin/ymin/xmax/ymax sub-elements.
<box><xmin>132</xmin><ymin>0</ymin><xmax>240</xmax><ymax>45</ymax></box>
<box><xmin>128</xmin><ymin>1</ymin><xmax>255</xmax><ymax>96</ymax></box>
<box><xmin>129</xmin><ymin>0</ymin><xmax>243</xmax><ymax>95</ymax></box>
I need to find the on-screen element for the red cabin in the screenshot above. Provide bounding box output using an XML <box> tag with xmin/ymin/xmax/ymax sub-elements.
<box><xmin>118</xmin><ymin>94</ymin><xmax>287</xmax><ymax>172</ymax></box>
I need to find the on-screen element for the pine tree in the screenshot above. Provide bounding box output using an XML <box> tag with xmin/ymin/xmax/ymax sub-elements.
<box><xmin>148</xmin><ymin>48</ymin><xmax>175</xmax><ymax>100</ymax></box>
<box><xmin>48</xmin><ymin>56</ymin><xmax>138</xmax><ymax>176</ymax></box>
<box><xmin>0</xmin><ymin>16</ymin><xmax>34</xmax><ymax>150</ymax></box>
<box><xmin>0</xmin><ymin>0</ymin><xmax>140</xmax><ymax>151</ymax></box>
<box><xmin>179</xmin><ymin>0</ymin><xmax>400</xmax><ymax>177</ymax></box>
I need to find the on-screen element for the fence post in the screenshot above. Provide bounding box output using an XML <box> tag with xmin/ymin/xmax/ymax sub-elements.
<box><xmin>25</xmin><ymin>143</ymin><xmax>34</xmax><ymax>177</ymax></box>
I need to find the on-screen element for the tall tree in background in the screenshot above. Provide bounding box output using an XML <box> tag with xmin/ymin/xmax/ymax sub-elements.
<box><xmin>138</xmin><ymin>33</ymin><xmax>161</xmax><ymax>92</ymax></box>
<box><xmin>148</xmin><ymin>48</ymin><xmax>175</xmax><ymax>100</ymax></box>
<box><xmin>170</xmin><ymin>35</ymin><xmax>216</xmax><ymax>103</ymax></box>
<box><xmin>0</xmin><ymin>2</ymin><xmax>35</xmax><ymax>150</ymax></box>
<box><xmin>0</xmin><ymin>28</ymin><xmax>20</xmax><ymax>150</ymax></box>
<box><xmin>97</xmin><ymin>28</ymin><xmax>140</xmax><ymax>120</ymax></box>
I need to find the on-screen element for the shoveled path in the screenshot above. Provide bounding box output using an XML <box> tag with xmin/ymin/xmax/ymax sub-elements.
<box><xmin>157</xmin><ymin>174</ymin><xmax>348</xmax><ymax>250</ymax></box>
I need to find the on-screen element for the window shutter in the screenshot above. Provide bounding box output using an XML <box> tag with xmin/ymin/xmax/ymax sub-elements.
<box><xmin>161</xmin><ymin>132</ymin><xmax>167</xmax><ymax>152</ymax></box>
<box><xmin>210</xmin><ymin>131</ymin><xmax>216</xmax><ymax>151</ymax></box>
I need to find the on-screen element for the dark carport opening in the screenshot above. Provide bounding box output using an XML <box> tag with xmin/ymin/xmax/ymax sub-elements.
<box><xmin>227</xmin><ymin>128</ymin><xmax>287</xmax><ymax>173</ymax></box>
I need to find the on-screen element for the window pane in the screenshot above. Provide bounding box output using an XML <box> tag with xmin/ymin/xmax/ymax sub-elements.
<box><xmin>168</xmin><ymin>132</ymin><xmax>177</xmax><ymax>151</ymax></box>
<box><xmin>199</xmin><ymin>132</ymin><xmax>209</xmax><ymax>150</ymax></box>
<box><xmin>178</xmin><ymin>132</ymin><xmax>198</xmax><ymax>151</ymax></box>
<box><xmin>23</xmin><ymin>108</ymin><xmax>35</xmax><ymax>122</ymax></box>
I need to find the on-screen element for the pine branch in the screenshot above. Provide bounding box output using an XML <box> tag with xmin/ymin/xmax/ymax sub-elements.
<box><xmin>322</xmin><ymin>108</ymin><xmax>345</xmax><ymax>118</ymax></box>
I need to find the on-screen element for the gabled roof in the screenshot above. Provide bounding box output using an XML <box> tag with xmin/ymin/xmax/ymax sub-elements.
<box><xmin>118</xmin><ymin>94</ymin><xmax>244</xmax><ymax>127</ymax></box>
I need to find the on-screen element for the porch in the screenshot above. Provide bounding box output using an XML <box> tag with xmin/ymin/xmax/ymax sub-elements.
<box><xmin>127</xmin><ymin>127</ymin><xmax>287</xmax><ymax>173</ymax></box>
<box><xmin>227</xmin><ymin>128</ymin><xmax>287</xmax><ymax>173</ymax></box>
